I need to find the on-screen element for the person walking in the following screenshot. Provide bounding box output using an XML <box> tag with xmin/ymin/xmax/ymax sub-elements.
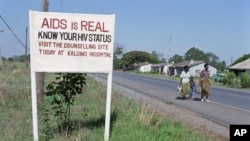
<box><xmin>179</xmin><ymin>65</ymin><xmax>191</xmax><ymax>100</ymax></box>
<box><xmin>199</xmin><ymin>63</ymin><xmax>211</xmax><ymax>103</ymax></box>
<box><xmin>188</xmin><ymin>76</ymin><xmax>196</xmax><ymax>100</ymax></box>
<box><xmin>123</xmin><ymin>64</ymin><xmax>126</xmax><ymax>72</ymax></box>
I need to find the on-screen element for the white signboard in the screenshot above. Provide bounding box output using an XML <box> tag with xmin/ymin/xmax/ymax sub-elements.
<box><xmin>29</xmin><ymin>11</ymin><xmax>115</xmax><ymax>73</ymax></box>
<box><xmin>29</xmin><ymin>11</ymin><xmax>115</xmax><ymax>141</ymax></box>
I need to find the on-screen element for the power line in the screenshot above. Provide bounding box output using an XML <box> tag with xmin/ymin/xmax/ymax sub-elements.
<box><xmin>0</xmin><ymin>15</ymin><xmax>25</xmax><ymax>48</ymax></box>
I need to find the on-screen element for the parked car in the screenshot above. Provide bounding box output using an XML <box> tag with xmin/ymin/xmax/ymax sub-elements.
<box><xmin>212</xmin><ymin>73</ymin><xmax>226</xmax><ymax>82</ymax></box>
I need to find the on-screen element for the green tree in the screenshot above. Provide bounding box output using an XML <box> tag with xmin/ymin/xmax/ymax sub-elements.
<box><xmin>168</xmin><ymin>54</ymin><xmax>183</xmax><ymax>63</ymax></box>
<box><xmin>240</xmin><ymin>72</ymin><xmax>250</xmax><ymax>88</ymax></box>
<box><xmin>184</xmin><ymin>47</ymin><xmax>207</xmax><ymax>61</ymax></box>
<box><xmin>205</xmin><ymin>52</ymin><xmax>226</xmax><ymax>71</ymax></box>
<box><xmin>7</xmin><ymin>57</ymin><xmax>14</xmax><ymax>61</ymax></box>
<box><xmin>18</xmin><ymin>54</ymin><xmax>30</xmax><ymax>62</ymax></box>
<box><xmin>206</xmin><ymin>52</ymin><xmax>219</xmax><ymax>64</ymax></box>
<box><xmin>151</xmin><ymin>51</ymin><xmax>164</xmax><ymax>61</ymax></box>
<box><xmin>113</xmin><ymin>43</ymin><xmax>125</xmax><ymax>69</ymax></box>
<box><xmin>44</xmin><ymin>73</ymin><xmax>86</xmax><ymax>134</ymax></box>
<box><xmin>216</xmin><ymin>61</ymin><xmax>227</xmax><ymax>72</ymax></box>
<box><xmin>222</xmin><ymin>71</ymin><xmax>240</xmax><ymax>88</ymax></box>
<box><xmin>183</xmin><ymin>47</ymin><xmax>226</xmax><ymax>71</ymax></box>
<box><xmin>121</xmin><ymin>51</ymin><xmax>160</xmax><ymax>68</ymax></box>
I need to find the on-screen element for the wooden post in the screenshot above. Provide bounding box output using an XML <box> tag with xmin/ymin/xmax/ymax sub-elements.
<box><xmin>37</xmin><ymin>0</ymin><xmax>49</xmax><ymax>103</ymax></box>
<box><xmin>25</xmin><ymin>27</ymin><xmax>29</xmax><ymax>67</ymax></box>
<box><xmin>0</xmin><ymin>30</ymin><xmax>3</xmax><ymax>70</ymax></box>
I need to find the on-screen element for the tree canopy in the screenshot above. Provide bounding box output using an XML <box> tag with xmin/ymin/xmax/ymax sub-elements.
<box><xmin>168</xmin><ymin>54</ymin><xmax>184</xmax><ymax>64</ymax></box>
<box><xmin>3</xmin><ymin>44</ymin><xmax>236</xmax><ymax>72</ymax></box>
<box><xmin>121</xmin><ymin>51</ymin><xmax>161</xmax><ymax>68</ymax></box>
<box><xmin>184</xmin><ymin>47</ymin><xmax>206</xmax><ymax>61</ymax></box>
<box><xmin>168</xmin><ymin>47</ymin><xmax>227</xmax><ymax>71</ymax></box>
<box><xmin>113</xmin><ymin>43</ymin><xmax>125</xmax><ymax>69</ymax></box>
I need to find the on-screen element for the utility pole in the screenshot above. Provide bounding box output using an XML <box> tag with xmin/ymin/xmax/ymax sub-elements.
<box><xmin>167</xmin><ymin>36</ymin><xmax>171</xmax><ymax>64</ymax></box>
<box><xmin>165</xmin><ymin>36</ymin><xmax>171</xmax><ymax>76</ymax></box>
<box><xmin>37</xmin><ymin>0</ymin><xmax>49</xmax><ymax>103</ymax></box>
<box><xmin>166</xmin><ymin>36</ymin><xmax>172</xmax><ymax>63</ymax></box>
<box><xmin>25</xmin><ymin>27</ymin><xmax>28</xmax><ymax>67</ymax></box>
<box><xmin>42</xmin><ymin>0</ymin><xmax>49</xmax><ymax>12</ymax></box>
<box><xmin>0</xmin><ymin>30</ymin><xmax>3</xmax><ymax>69</ymax></box>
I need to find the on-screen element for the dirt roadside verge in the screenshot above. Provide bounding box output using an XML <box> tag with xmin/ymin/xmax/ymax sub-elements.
<box><xmin>91</xmin><ymin>74</ymin><xmax>229</xmax><ymax>141</ymax></box>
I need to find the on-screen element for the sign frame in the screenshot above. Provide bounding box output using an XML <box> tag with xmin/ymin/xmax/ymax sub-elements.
<box><xmin>29</xmin><ymin>10</ymin><xmax>115</xmax><ymax>141</ymax></box>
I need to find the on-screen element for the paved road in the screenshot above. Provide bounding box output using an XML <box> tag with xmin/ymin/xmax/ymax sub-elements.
<box><xmin>91</xmin><ymin>71</ymin><xmax>250</xmax><ymax>128</ymax></box>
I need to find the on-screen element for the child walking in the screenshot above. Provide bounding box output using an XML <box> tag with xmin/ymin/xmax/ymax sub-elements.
<box><xmin>188</xmin><ymin>76</ymin><xmax>196</xmax><ymax>100</ymax></box>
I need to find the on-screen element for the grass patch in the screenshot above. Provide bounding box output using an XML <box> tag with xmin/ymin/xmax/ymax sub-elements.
<box><xmin>0</xmin><ymin>61</ymin><xmax>225</xmax><ymax>141</ymax></box>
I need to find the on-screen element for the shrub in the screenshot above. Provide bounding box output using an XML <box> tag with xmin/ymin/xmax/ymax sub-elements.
<box><xmin>43</xmin><ymin>73</ymin><xmax>86</xmax><ymax>138</ymax></box>
<box><xmin>222</xmin><ymin>72</ymin><xmax>241</xmax><ymax>88</ymax></box>
<box><xmin>240</xmin><ymin>72</ymin><xmax>250</xmax><ymax>88</ymax></box>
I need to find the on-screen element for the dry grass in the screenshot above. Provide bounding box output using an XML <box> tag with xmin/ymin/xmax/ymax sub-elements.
<box><xmin>136</xmin><ymin>99</ymin><xmax>162</xmax><ymax>129</ymax></box>
<box><xmin>137</xmin><ymin>97</ymin><xmax>229</xmax><ymax>141</ymax></box>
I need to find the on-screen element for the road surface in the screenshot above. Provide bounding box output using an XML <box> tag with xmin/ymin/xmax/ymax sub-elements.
<box><xmin>92</xmin><ymin>71</ymin><xmax>250</xmax><ymax>127</ymax></box>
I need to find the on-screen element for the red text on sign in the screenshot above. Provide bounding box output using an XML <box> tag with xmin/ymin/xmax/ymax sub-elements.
<box><xmin>41</xmin><ymin>18</ymin><xmax>67</xmax><ymax>29</ymax></box>
<box><xmin>81</xmin><ymin>21</ymin><xmax>108</xmax><ymax>32</ymax></box>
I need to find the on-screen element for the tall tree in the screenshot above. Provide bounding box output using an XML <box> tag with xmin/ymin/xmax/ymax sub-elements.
<box><xmin>216</xmin><ymin>61</ymin><xmax>226</xmax><ymax>72</ymax></box>
<box><xmin>113</xmin><ymin>43</ymin><xmax>125</xmax><ymax>69</ymax></box>
<box><xmin>121</xmin><ymin>51</ymin><xmax>160</xmax><ymax>67</ymax></box>
<box><xmin>151</xmin><ymin>51</ymin><xmax>164</xmax><ymax>61</ymax></box>
<box><xmin>18</xmin><ymin>54</ymin><xmax>30</xmax><ymax>62</ymax></box>
<box><xmin>184</xmin><ymin>47</ymin><xmax>207</xmax><ymax>61</ymax></box>
<box><xmin>151</xmin><ymin>51</ymin><xmax>158</xmax><ymax>58</ymax></box>
<box><xmin>168</xmin><ymin>54</ymin><xmax>184</xmax><ymax>64</ymax></box>
<box><xmin>206</xmin><ymin>52</ymin><xmax>219</xmax><ymax>63</ymax></box>
<box><xmin>205</xmin><ymin>52</ymin><xmax>220</xmax><ymax>67</ymax></box>
<box><xmin>114</xmin><ymin>43</ymin><xmax>124</xmax><ymax>59</ymax></box>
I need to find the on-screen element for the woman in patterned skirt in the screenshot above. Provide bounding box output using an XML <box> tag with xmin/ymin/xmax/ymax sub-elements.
<box><xmin>199</xmin><ymin>63</ymin><xmax>211</xmax><ymax>103</ymax></box>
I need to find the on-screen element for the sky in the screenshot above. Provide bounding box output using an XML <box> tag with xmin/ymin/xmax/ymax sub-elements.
<box><xmin>0</xmin><ymin>0</ymin><xmax>249</xmax><ymax>66</ymax></box>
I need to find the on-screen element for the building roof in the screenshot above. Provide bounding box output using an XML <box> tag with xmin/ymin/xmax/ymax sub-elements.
<box><xmin>170</xmin><ymin>60</ymin><xmax>204</xmax><ymax>68</ymax></box>
<box><xmin>229</xmin><ymin>58</ymin><xmax>250</xmax><ymax>70</ymax></box>
<box><xmin>151</xmin><ymin>63</ymin><xmax>172</xmax><ymax>67</ymax></box>
<box><xmin>134</xmin><ymin>63</ymin><xmax>152</xmax><ymax>67</ymax></box>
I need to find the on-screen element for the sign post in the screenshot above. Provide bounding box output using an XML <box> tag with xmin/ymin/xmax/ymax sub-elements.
<box><xmin>29</xmin><ymin>11</ymin><xmax>115</xmax><ymax>141</ymax></box>
<box><xmin>104</xmin><ymin>72</ymin><xmax>113</xmax><ymax>141</ymax></box>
